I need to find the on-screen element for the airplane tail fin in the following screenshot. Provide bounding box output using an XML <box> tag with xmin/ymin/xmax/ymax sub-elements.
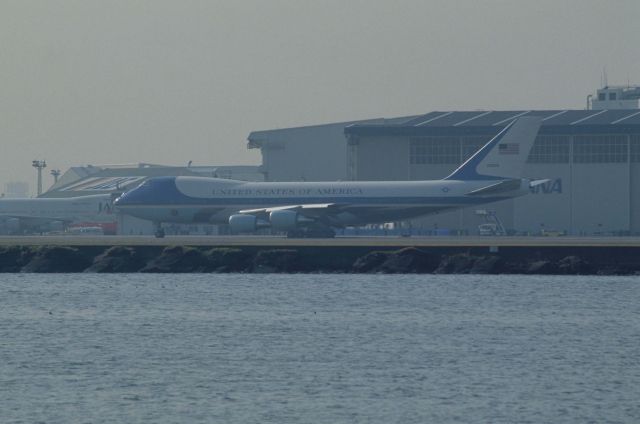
<box><xmin>445</xmin><ymin>116</ymin><xmax>542</xmax><ymax>181</ymax></box>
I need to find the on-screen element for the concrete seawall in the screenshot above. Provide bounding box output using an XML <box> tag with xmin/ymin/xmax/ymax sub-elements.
<box><xmin>1</xmin><ymin>236</ymin><xmax>639</xmax><ymax>274</ymax></box>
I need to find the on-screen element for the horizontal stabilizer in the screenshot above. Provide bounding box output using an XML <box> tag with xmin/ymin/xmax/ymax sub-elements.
<box><xmin>529</xmin><ymin>179</ymin><xmax>552</xmax><ymax>188</ymax></box>
<box><xmin>466</xmin><ymin>179</ymin><xmax>523</xmax><ymax>196</ymax></box>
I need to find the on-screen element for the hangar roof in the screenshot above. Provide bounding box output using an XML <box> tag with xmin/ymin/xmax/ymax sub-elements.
<box><xmin>40</xmin><ymin>164</ymin><xmax>262</xmax><ymax>198</ymax></box>
<box><xmin>247</xmin><ymin>116</ymin><xmax>419</xmax><ymax>147</ymax></box>
<box><xmin>345</xmin><ymin>109</ymin><xmax>640</xmax><ymax>137</ymax></box>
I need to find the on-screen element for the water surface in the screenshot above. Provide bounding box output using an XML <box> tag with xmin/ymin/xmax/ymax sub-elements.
<box><xmin>1</xmin><ymin>274</ymin><xmax>639</xmax><ymax>423</ymax></box>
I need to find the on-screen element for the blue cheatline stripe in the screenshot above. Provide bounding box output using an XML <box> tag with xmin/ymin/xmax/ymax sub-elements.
<box><xmin>117</xmin><ymin>195</ymin><xmax>511</xmax><ymax>207</ymax></box>
<box><xmin>444</xmin><ymin>119</ymin><xmax>515</xmax><ymax>181</ymax></box>
<box><xmin>115</xmin><ymin>176</ymin><xmax>512</xmax><ymax>209</ymax></box>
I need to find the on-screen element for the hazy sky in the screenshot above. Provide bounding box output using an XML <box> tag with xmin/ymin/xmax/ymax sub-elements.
<box><xmin>1</xmin><ymin>0</ymin><xmax>639</xmax><ymax>194</ymax></box>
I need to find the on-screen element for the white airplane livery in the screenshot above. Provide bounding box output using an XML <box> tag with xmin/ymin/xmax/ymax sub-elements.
<box><xmin>115</xmin><ymin>117</ymin><xmax>546</xmax><ymax>237</ymax></box>
<box><xmin>0</xmin><ymin>194</ymin><xmax>115</xmax><ymax>232</ymax></box>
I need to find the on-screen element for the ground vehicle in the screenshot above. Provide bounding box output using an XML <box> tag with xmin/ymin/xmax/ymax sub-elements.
<box><xmin>478</xmin><ymin>223</ymin><xmax>504</xmax><ymax>236</ymax></box>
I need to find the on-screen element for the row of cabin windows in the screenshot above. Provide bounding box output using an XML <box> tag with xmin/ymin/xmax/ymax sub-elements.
<box><xmin>409</xmin><ymin>134</ymin><xmax>640</xmax><ymax>165</ymax></box>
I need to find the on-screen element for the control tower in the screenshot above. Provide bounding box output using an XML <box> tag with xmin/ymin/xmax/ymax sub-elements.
<box><xmin>590</xmin><ymin>85</ymin><xmax>640</xmax><ymax>110</ymax></box>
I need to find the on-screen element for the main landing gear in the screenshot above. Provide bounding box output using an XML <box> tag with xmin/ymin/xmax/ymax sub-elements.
<box><xmin>286</xmin><ymin>226</ymin><xmax>336</xmax><ymax>238</ymax></box>
<box><xmin>153</xmin><ymin>222</ymin><xmax>165</xmax><ymax>238</ymax></box>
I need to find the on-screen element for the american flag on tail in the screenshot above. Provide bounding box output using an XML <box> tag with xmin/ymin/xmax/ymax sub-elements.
<box><xmin>498</xmin><ymin>143</ymin><xmax>519</xmax><ymax>155</ymax></box>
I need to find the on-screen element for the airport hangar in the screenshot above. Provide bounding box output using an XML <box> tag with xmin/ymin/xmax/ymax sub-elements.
<box><xmin>249</xmin><ymin>108</ymin><xmax>640</xmax><ymax>236</ymax></box>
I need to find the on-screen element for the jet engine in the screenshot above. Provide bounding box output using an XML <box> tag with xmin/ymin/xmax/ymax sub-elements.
<box><xmin>229</xmin><ymin>210</ymin><xmax>314</xmax><ymax>233</ymax></box>
<box><xmin>228</xmin><ymin>214</ymin><xmax>257</xmax><ymax>233</ymax></box>
<box><xmin>269</xmin><ymin>210</ymin><xmax>302</xmax><ymax>231</ymax></box>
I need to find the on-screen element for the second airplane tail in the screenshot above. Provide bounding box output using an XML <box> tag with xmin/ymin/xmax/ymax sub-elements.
<box><xmin>445</xmin><ymin>116</ymin><xmax>542</xmax><ymax>181</ymax></box>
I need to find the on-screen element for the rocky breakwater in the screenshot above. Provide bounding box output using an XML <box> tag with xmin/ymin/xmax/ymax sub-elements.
<box><xmin>1</xmin><ymin>245</ymin><xmax>638</xmax><ymax>274</ymax></box>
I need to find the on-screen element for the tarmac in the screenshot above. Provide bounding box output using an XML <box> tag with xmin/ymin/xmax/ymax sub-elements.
<box><xmin>2</xmin><ymin>235</ymin><xmax>640</xmax><ymax>248</ymax></box>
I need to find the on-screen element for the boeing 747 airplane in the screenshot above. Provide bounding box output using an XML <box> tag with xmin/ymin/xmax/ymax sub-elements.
<box><xmin>115</xmin><ymin>116</ymin><xmax>546</xmax><ymax>237</ymax></box>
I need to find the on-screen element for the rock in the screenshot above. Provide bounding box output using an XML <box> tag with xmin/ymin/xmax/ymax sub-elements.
<box><xmin>557</xmin><ymin>255</ymin><xmax>592</xmax><ymax>275</ymax></box>
<box><xmin>204</xmin><ymin>248</ymin><xmax>252</xmax><ymax>272</ymax></box>
<box><xmin>351</xmin><ymin>248</ymin><xmax>438</xmax><ymax>273</ymax></box>
<box><xmin>0</xmin><ymin>246</ymin><xmax>34</xmax><ymax>272</ymax></box>
<box><xmin>525</xmin><ymin>260</ymin><xmax>558</xmax><ymax>275</ymax></box>
<box><xmin>140</xmin><ymin>246</ymin><xmax>208</xmax><ymax>273</ymax></box>
<box><xmin>596</xmin><ymin>266</ymin><xmax>626</xmax><ymax>276</ymax></box>
<box><xmin>252</xmin><ymin>249</ymin><xmax>300</xmax><ymax>273</ymax></box>
<box><xmin>21</xmin><ymin>246</ymin><xmax>92</xmax><ymax>273</ymax></box>
<box><xmin>378</xmin><ymin>247</ymin><xmax>438</xmax><ymax>273</ymax></box>
<box><xmin>434</xmin><ymin>253</ymin><xmax>477</xmax><ymax>274</ymax></box>
<box><xmin>84</xmin><ymin>246</ymin><xmax>142</xmax><ymax>273</ymax></box>
<box><xmin>351</xmin><ymin>251</ymin><xmax>390</xmax><ymax>273</ymax></box>
<box><xmin>434</xmin><ymin>254</ymin><xmax>509</xmax><ymax>274</ymax></box>
<box><xmin>469</xmin><ymin>255</ymin><xmax>506</xmax><ymax>274</ymax></box>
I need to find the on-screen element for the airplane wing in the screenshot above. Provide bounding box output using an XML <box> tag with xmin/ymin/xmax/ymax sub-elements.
<box><xmin>237</xmin><ymin>202</ymin><xmax>455</xmax><ymax>227</ymax></box>
<box><xmin>237</xmin><ymin>203</ymin><xmax>346</xmax><ymax>228</ymax></box>
<box><xmin>0</xmin><ymin>213</ymin><xmax>68</xmax><ymax>223</ymax></box>
<box><xmin>0</xmin><ymin>214</ymin><xmax>72</xmax><ymax>232</ymax></box>
<box><xmin>239</xmin><ymin>203</ymin><xmax>340</xmax><ymax>218</ymax></box>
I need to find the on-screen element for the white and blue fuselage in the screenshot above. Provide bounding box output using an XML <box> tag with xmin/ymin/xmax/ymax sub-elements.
<box><xmin>115</xmin><ymin>176</ymin><xmax>530</xmax><ymax>226</ymax></box>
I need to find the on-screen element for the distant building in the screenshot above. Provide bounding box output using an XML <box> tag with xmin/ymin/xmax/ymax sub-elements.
<box><xmin>3</xmin><ymin>181</ymin><xmax>29</xmax><ymax>198</ymax></box>
<box><xmin>247</xmin><ymin>117</ymin><xmax>417</xmax><ymax>182</ymax></box>
<box><xmin>344</xmin><ymin>109</ymin><xmax>640</xmax><ymax>235</ymax></box>
<box><xmin>42</xmin><ymin>163</ymin><xmax>262</xmax><ymax>198</ymax></box>
<box><xmin>41</xmin><ymin>163</ymin><xmax>262</xmax><ymax>235</ymax></box>
<box><xmin>590</xmin><ymin>86</ymin><xmax>640</xmax><ymax>110</ymax></box>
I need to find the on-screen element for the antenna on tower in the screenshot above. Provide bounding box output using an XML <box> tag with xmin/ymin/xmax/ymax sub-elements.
<box><xmin>600</xmin><ymin>69</ymin><xmax>603</xmax><ymax>88</ymax></box>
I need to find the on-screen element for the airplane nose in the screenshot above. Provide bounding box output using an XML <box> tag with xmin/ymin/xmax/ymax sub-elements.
<box><xmin>113</xmin><ymin>188</ymin><xmax>137</xmax><ymax>207</ymax></box>
<box><xmin>112</xmin><ymin>176</ymin><xmax>181</xmax><ymax>208</ymax></box>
